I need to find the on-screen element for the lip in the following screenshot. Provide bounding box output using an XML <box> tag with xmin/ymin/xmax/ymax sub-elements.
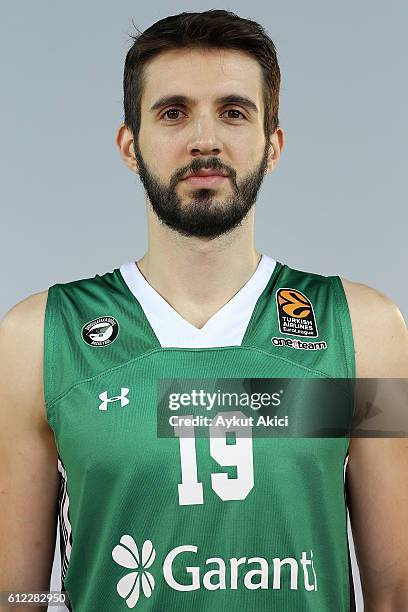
<box><xmin>182</xmin><ymin>175</ymin><xmax>229</xmax><ymax>187</ymax></box>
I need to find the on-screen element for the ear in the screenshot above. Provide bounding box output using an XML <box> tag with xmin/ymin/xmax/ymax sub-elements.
<box><xmin>115</xmin><ymin>123</ymin><xmax>139</xmax><ymax>173</ymax></box>
<box><xmin>265</xmin><ymin>126</ymin><xmax>285</xmax><ymax>174</ymax></box>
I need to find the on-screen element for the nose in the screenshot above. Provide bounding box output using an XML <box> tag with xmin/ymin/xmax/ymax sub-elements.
<box><xmin>186</xmin><ymin>115</ymin><xmax>223</xmax><ymax>157</ymax></box>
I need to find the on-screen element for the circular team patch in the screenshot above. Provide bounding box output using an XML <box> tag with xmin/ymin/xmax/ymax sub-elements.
<box><xmin>81</xmin><ymin>316</ymin><xmax>119</xmax><ymax>347</ymax></box>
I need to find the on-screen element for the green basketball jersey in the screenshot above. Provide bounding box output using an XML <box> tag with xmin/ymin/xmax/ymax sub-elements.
<box><xmin>43</xmin><ymin>256</ymin><xmax>356</xmax><ymax>611</ymax></box>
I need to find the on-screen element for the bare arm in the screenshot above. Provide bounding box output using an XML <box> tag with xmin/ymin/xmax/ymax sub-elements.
<box><xmin>342</xmin><ymin>279</ymin><xmax>408</xmax><ymax>611</ymax></box>
<box><xmin>0</xmin><ymin>292</ymin><xmax>60</xmax><ymax>612</ymax></box>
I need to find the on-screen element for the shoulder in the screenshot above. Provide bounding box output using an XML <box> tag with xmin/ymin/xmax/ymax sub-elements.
<box><xmin>1</xmin><ymin>290</ymin><xmax>49</xmax><ymax>341</ymax></box>
<box><xmin>340</xmin><ymin>277</ymin><xmax>408</xmax><ymax>377</ymax></box>
<box><xmin>0</xmin><ymin>290</ymin><xmax>49</xmax><ymax>425</ymax></box>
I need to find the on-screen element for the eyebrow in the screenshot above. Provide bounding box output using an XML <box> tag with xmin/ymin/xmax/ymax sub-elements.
<box><xmin>149</xmin><ymin>94</ymin><xmax>259</xmax><ymax>114</ymax></box>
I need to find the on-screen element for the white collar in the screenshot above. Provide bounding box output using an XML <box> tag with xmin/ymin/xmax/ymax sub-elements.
<box><xmin>119</xmin><ymin>254</ymin><xmax>276</xmax><ymax>348</ymax></box>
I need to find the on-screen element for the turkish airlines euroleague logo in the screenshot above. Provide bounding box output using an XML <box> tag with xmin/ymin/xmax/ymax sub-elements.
<box><xmin>276</xmin><ymin>288</ymin><xmax>318</xmax><ymax>337</ymax></box>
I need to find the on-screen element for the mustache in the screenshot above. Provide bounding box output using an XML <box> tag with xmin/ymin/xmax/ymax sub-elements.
<box><xmin>174</xmin><ymin>159</ymin><xmax>236</xmax><ymax>183</ymax></box>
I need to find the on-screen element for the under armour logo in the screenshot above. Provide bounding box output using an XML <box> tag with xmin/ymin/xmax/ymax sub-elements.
<box><xmin>98</xmin><ymin>388</ymin><xmax>130</xmax><ymax>411</ymax></box>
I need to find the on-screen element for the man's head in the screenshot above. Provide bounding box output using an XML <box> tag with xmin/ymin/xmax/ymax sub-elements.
<box><xmin>117</xmin><ymin>10</ymin><xmax>284</xmax><ymax>239</ymax></box>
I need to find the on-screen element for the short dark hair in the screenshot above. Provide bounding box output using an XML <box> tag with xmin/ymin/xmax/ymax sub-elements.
<box><xmin>123</xmin><ymin>9</ymin><xmax>281</xmax><ymax>144</ymax></box>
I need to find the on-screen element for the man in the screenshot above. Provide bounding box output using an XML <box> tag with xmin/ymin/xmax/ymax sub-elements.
<box><xmin>1</xmin><ymin>9</ymin><xmax>407</xmax><ymax>612</ymax></box>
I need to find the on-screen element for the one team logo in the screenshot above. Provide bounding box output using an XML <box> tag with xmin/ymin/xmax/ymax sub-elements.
<box><xmin>98</xmin><ymin>388</ymin><xmax>129</xmax><ymax>411</ymax></box>
<box><xmin>81</xmin><ymin>316</ymin><xmax>119</xmax><ymax>346</ymax></box>
<box><xmin>276</xmin><ymin>288</ymin><xmax>318</xmax><ymax>337</ymax></box>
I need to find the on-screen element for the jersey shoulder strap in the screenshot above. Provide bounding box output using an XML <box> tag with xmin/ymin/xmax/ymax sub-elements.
<box><xmin>43</xmin><ymin>268</ymin><xmax>158</xmax><ymax>425</ymax></box>
<box><xmin>245</xmin><ymin>262</ymin><xmax>356</xmax><ymax>379</ymax></box>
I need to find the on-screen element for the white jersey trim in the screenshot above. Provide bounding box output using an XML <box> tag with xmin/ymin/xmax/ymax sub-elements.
<box><xmin>119</xmin><ymin>255</ymin><xmax>276</xmax><ymax>348</ymax></box>
<box><xmin>57</xmin><ymin>455</ymin><xmax>72</xmax><ymax>586</ymax></box>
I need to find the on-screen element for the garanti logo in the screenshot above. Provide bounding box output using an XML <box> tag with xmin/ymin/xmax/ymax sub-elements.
<box><xmin>276</xmin><ymin>288</ymin><xmax>318</xmax><ymax>337</ymax></box>
<box><xmin>112</xmin><ymin>535</ymin><xmax>318</xmax><ymax>608</ymax></box>
<box><xmin>112</xmin><ymin>537</ymin><xmax>155</xmax><ymax>608</ymax></box>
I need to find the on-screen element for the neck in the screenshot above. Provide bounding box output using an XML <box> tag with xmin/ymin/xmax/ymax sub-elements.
<box><xmin>137</xmin><ymin>209</ymin><xmax>262</xmax><ymax>328</ymax></box>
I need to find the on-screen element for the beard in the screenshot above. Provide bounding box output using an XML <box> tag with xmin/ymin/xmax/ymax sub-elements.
<box><xmin>133</xmin><ymin>139</ymin><xmax>270</xmax><ymax>239</ymax></box>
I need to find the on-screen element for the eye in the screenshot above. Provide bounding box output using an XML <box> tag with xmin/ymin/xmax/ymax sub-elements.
<box><xmin>159</xmin><ymin>108</ymin><xmax>247</xmax><ymax>121</ymax></box>
<box><xmin>160</xmin><ymin>108</ymin><xmax>186</xmax><ymax>121</ymax></box>
<box><xmin>221</xmin><ymin>109</ymin><xmax>246</xmax><ymax>120</ymax></box>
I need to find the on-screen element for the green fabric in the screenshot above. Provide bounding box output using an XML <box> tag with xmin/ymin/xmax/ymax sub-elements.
<box><xmin>44</xmin><ymin>261</ymin><xmax>356</xmax><ymax>611</ymax></box>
